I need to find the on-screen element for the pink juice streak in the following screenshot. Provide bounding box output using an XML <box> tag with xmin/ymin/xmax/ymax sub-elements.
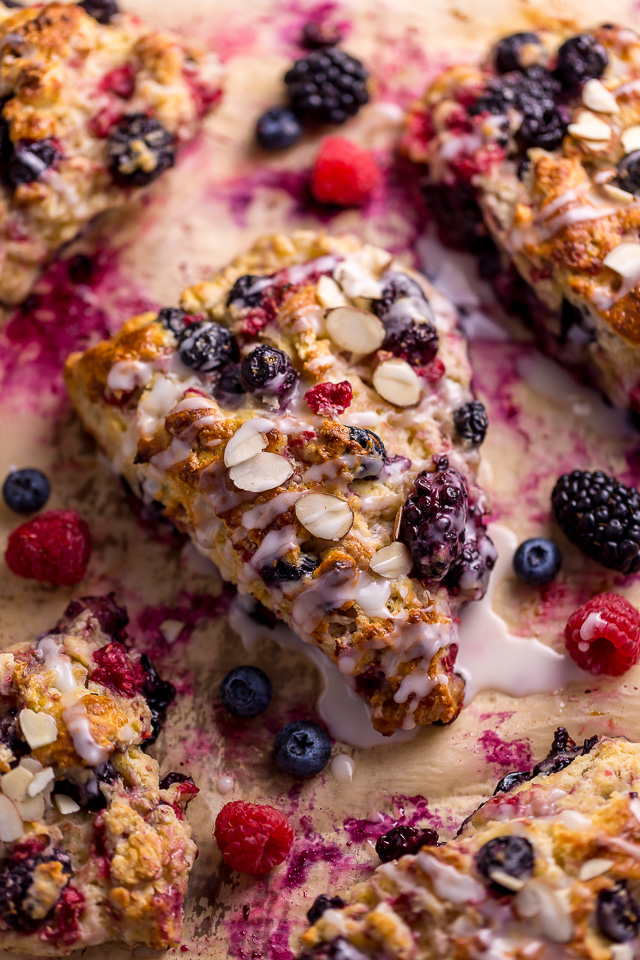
<box><xmin>343</xmin><ymin>793</ymin><xmax>442</xmax><ymax>844</ymax></box>
<box><xmin>477</xmin><ymin>730</ymin><xmax>532</xmax><ymax>771</ymax></box>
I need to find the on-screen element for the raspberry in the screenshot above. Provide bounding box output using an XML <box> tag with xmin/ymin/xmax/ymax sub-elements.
<box><xmin>311</xmin><ymin>137</ymin><xmax>381</xmax><ymax>207</ymax></box>
<box><xmin>305</xmin><ymin>380</ymin><xmax>353</xmax><ymax>415</ymax></box>
<box><xmin>214</xmin><ymin>800</ymin><xmax>294</xmax><ymax>874</ymax></box>
<box><xmin>91</xmin><ymin>642</ymin><xmax>141</xmax><ymax>698</ymax></box>
<box><xmin>5</xmin><ymin>510</ymin><xmax>91</xmax><ymax>586</ymax></box>
<box><xmin>564</xmin><ymin>593</ymin><xmax>640</xmax><ymax>676</ymax></box>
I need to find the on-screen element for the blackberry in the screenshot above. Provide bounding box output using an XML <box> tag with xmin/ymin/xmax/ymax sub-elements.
<box><xmin>219</xmin><ymin>665</ymin><xmax>273</xmax><ymax>718</ymax></box>
<box><xmin>423</xmin><ymin>182</ymin><xmax>488</xmax><ymax>252</ymax></box>
<box><xmin>383</xmin><ymin>319</ymin><xmax>439</xmax><ymax>369</ymax></box>
<box><xmin>375</xmin><ymin>825</ymin><xmax>438</xmax><ymax>863</ymax></box>
<box><xmin>53</xmin><ymin>761</ymin><xmax>118</xmax><ymax>811</ymax></box>
<box><xmin>240</xmin><ymin>344</ymin><xmax>297</xmax><ymax>399</ymax></box>
<box><xmin>518</xmin><ymin>101</ymin><xmax>567</xmax><ymax>150</ymax></box>
<box><xmin>159</xmin><ymin>772</ymin><xmax>197</xmax><ymax>790</ymax></box>
<box><xmin>285</xmin><ymin>48</ymin><xmax>370</xmax><ymax>125</ymax></box>
<box><xmin>3</xmin><ymin>468</ymin><xmax>50</xmax><ymax>514</ymax></box>
<box><xmin>227</xmin><ymin>274</ymin><xmax>269</xmax><ymax>309</ymax></box>
<box><xmin>307</xmin><ymin>894</ymin><xmax>346</xmax><ymax>925</ymax></box>
<box><xmin>0</xmin><ymin>707</ymin><xmax>29</xmax><ymax>761</ymax></box>
<box><xmin>556</xmin><ymin>34</ymin><xmax>608</xmax><ymax>91</ymax></box>
<box><xmin>261</xmin><ymin>553</ymin><xmax>319</xmax><ymax>585</ymax></box>
<box><xmin>346</xmin><ymin>426</ymin><xmax>386</xmax><ymax>478</ymax></box>
<box><xmin>139</xmin><ymin>654</ymin><xmax>175</xmax><ymax>745</ymax></box>
<box><xmin>494</xmin><ymin>727</ymin><xmax>598</xmax><ymax>794</ymax></box>
<box><xmin>300</xmin><ymin>940</ymin><xmax>368</xmax><ymax>960</ymax></box>
<box><xmin>597</xmin><ymin>883</ymin><xmax>640</xmax><ymax>943</ymax></box>
<box><xmin>78</xmin><ymin>0</ymin><xmax>119</xmax><ymax>22</ymax></box>
<box><xmin>0</xmin><ymin>842</ymin><xmax>71</xmax><ymax>931</ymax></box>
<box><xmin>107</xmin><ymin>114</ymin><xmax>175</xmax><ymax>187</ymax></box>
<box><xmin>454</xmin><ymin>401</ymin><xmax>489</xmax><ymax>445</ymax></box>
<box><xmin>445</xmin><ymin>527</ymin><xmax>497</xmax><ymax>601</ymax></box>
<box><xmin>372</xmin><ymin>271</ymin><xmax>429</xmax><ymax>319</ymax></box>
<box><xmin>470</xmin><ymin>66</ymin><xmax>566</xmax><ymax>150</ymax></box>
<box><xmin>274</xmin><ymin>720</ymin><xmax>332</xmax><ymax>777</ymax></box>
<box><xmin>178</xmin><ymin>320</ymin><xmax>238</xmax><ymax>373</ymax></box>
<box><xmin>616</xmin><ymin>150</ymin><xmax>640</xmax><ymax>195</ymax></box>
<box><xmin>256</xmin><ymin>107</ymin><xmax>303</xmax><ymax>151</ymax></box>
<box><xmin>301</xmin><ymin>21</ymin><xmax>343</xmax><ymax>49</ymax></box>
<box><xmin>399</xmin><ymin>458</ymin><xmax>468</xmax><ymax>581</ymax></box>
<box><xmin>476</xmin><ymin>836</ymin><xmax>534</xmax><ymax>892</ymax></box>
<box><xmin>7</xmin><ymin>139</ymin><xmax>60</xmax><ymax>187</ymax></box>
<box><xmin>494</xmin><ymin>32</ymin><xmax>542</xmax><ymax>74</ymax></box>
<box><xmin>551</xmin><ymin>470</ymin><xmax>640</xmax><ymax>573</ymax></box>
<box><xmin>56</xmin><ymin>593</ymin><xmax>129</xmax><ymax>642</ymax></box>
<box><xmin>513</xmin><ymin>537</ymin><xmax>562</xmax><ymax>586</ymax></box>
<box><xmin>157</xmin><ymin>307</ymin><xmax>188</xmax><ymax>339</ymax></box>
<box><xmin>212</xmin><ymin>364</ymin><xmax>245</xmax><ymax>408</ymax></box>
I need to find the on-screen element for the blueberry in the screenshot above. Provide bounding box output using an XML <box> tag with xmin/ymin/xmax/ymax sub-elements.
<box><xmin>178</xmin><ymin>320</ymin><xmax>238</xmax><ymax>373</ymax></box>
<box><xmin>346</xmin><ymin>426</ymin><xmax>386</xmax><ymax>478</ymax></box>
<box><xmin>53</xmin><ymin>760</ymin><xmax>118</xmax><ymax>811</ymax></box>
<box><xmin>219</xmin><ymin>665</ymin><xmax>272</xmax><ymax>718</ymax></box>
<box><xmin>555</xmin><ymin>34</ymin><xmax>608</xmax><ymax>90</ymax></box>
<box><xmin>375</xmin><ymin>824</ymin><xmax>438</xmax><ymax>863</ymax></box>
<box><xmin>7</xmin><ymin>140</ymin><xmax>60</xmax><ymax>187</ymax></box>
<box><xmin>240</xmin><ymin>344</ymin><xmax>298</xmax><ymax>399</ymax></box>
<box><xmin>274</xmin><ymin>720</ymin><xmax>331</xmax><ymax>777</ymax></box>
<box><xmin>256</xmin><ymin>107</ymin><xmax>303</xmax><ymax>151</ymax></box>
<box><xmin>107</xmin><ymin>114</ymin><xmax>174</xmax><ymax>187</ymax></box>
<box><xmin>139</xmin><ymin>654</ymin><xmax>175</xmax><ymax>745</ymax></box>
<box><xmin>78</xmin><ymin>0</ymin><xmax>119</xmax><ymax>22</ymax></box>
<box><xmin>157</xmin><ymin>307</ymin><xmax>188</xmax><ymax>339</ymax></box>
<box><xmin>212</xmin><ymin>364</ymin><xmax>246</xmax><ymax>408</ymax></box>
<box><xmin>494</xmin><ymin>32</ymin><xmax>542</xmax><ymax>73</ymax></box>
<box><xmin>226</xmin><ymin>274</ymin><xmax>268</xmax><ymax>308</ymax></box>
<box><xmin>617</xmin><ymin>150</ymin><xmax>640</xmax><ymax>195</ymax></box>
<box><xmin>307</xmin><ymin>894</ymin><xmax>346</xmax><ymax>925</ymax></box>
<box><xmin>454</xmin><ymin>401</ymin><xmax>489</xmax><ymax>446</ymax></box>
<box><xmin>597</xmin><ymin>883</ymin><xmax>640</xmax><ymax>942</ymax></box>
<box><xmin>261</xmin><ymin>553</ymin><xmax>319</xmax><ymax>585</ymax></box>
<box><xmin>513</xmin><ymin>537</ymin><xmax>562</xmax><ymax>586</ymax></box>
<box><xmin>475</xmin><ymin>835</ymin><xmax>534</xmax><ymax>892</ymax></box>
<box><xmin>3</xmin><ymin>468</ymin><xmax>50</xmax><ymax>514</ymax></box>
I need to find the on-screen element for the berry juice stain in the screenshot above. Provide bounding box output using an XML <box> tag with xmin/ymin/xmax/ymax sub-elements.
<box><xmin>477</xmin><ymin>730</ymin><xmax>533</xmax><ymax>771</ymax></box>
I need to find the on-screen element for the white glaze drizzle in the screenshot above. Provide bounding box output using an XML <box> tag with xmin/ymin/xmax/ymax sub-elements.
<box><xmin>37</xmin><ymin>636</ymin><xmax>76</xmax><ymax>693</ymax></box>
<box><xmin>63</xmin><ymin>701</ymin><xmax>109</xmax><ymax>766</ymax></box>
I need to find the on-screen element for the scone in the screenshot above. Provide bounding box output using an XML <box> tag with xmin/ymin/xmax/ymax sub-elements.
<box><xmin>299</xmin><ymin>730</ymin><xmax>640</xmax><ymax>960</ymax></box>
<box><xmin>404</xmin><ymin>24</ymin><xmax>640</xmax><ymax>415</ymax></box>
<box><xmin>0</xmin><ymin>593</ymin><xmax>198</xmax><ymax>956</ymax></box>
<box><xmin>0</xmin><ymin>0</ymin><xmax>223</xmax><ymax>304</ymax></box>
<box><xmin>64</xmin><ymin>230</ymin><xmax>496</xmax><ymax>736</ymax></box>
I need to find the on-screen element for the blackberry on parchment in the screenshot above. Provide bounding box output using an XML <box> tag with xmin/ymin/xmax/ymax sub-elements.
<box><xmin>285</xmin><ymin>48</ymin><xmax>370</xmax><ymax>125</ymax></box>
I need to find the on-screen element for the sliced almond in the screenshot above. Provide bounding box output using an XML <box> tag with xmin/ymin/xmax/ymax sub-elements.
<box><xmin>54</xmin><ymin>794</ymin><xmax>81</xmax><ymax>815</ymax></box>
<box><xmin>19</xmin><ymin>708</ymin><xmax>58</xmax><ymax>750</ymax></box>
<box><xmin>602</xmin><ymin>183</ymin><xmax>635</xmax><ymax>204</ymax></box>
<box><xmin>224</xmin><ymin>419</ymin><xmax>269</xmax><ymax>467</ymax></box>
<box><xmin>159</xmin><ymin>619</ymin><xmax>185</xmax><ymax>644</ymax></box>
<box><xmin>1</xmin><ymin>765</ymin><xmax>34</xmax><ymax>802</ymax></box>
<box><xmin>489</xmin><ymin>868</ymin><xmax>526</xmax><ymax>892</ymax></box>
<box><xmin>325</xmin><ymin>307</ymin><xmax>385</xmax><ymax>355</ymax></box>
<box><xmin>603</xmin><ymin>241</ymin><xmax>640</xmax><ymax>279</ymax></box>
<box><xmin>295</xmin><ymin>493</ymin><xmax>354</xmax><ymax>540</ymax></box>
<box><xmin>373</xmin><ymin>359</ymin><xmax>421</xmax><ymax>407</ymax></box>
<box><xmin>229</xmin><ymin>452</ymin><xmax>294</xmax><ymax>493</ymax></box>
<box><xmin>19</xmin><ymin>757</ymin><xmax>43</xmax><ymax>774</ymax></box>
<box><xmin>0</xmin><ymin>795</ymin><xmax>24</xmax><ymax>842</ymax></box>
<box><xmin>16</xmin><ymin>792</ymin><xmax>45</xmax><ymax>822</ymax></box>
<box><xmin>568</xmin><ymin>111</ymin><xmax>611</xmax><ymax>143</ymax></box>
<box><xmin>316</xmin><ymin>275</ymin><xmax>347</xmax><ymax>309</ymax></box>
<box><xmin>582</xmin><ymin>79</ymin><xmax>620</xmax><ymax>114</ymax></box>
<box><xmin>621</xmin><ymin>124</ymin><xmax>640</xmax><ymax>155</ymax></box>
<box><xmin>578</xmin><ymin>857</ymin><xmax>615</xmax><ymax>881</ymax></box>
<box><xmin>27</xmin><ymin>767</ymin><xmax>55</xmax><ymax>797</ymax></box>
<box><xmin>333</xmin><ymin>260</ymin><xmax>383</xmax><ymax>300</ymax></box>
<box><xmin>369</xmin><ymin>543</ymin><xmax>412</xmax><ymax>579</ymax></box>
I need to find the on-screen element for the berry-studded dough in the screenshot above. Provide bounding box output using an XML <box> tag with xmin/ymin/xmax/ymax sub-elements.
<box><xmin>404</xmin><ymin>24</ymin><xmax>640</xmax><ymax>415</ymax></box>
<box><xmin>299</xmin><ymin>731</ymin><xmax>640</xmax><ymax>960</ymax></box>
<box><xmin>0</xmin><ymin>594</ymin><xmax>197</xmax><ymax>955</ymax></box>
<box><xmin>0</xmin><ymin>0</ymin><xmax>223</xmax><ymax>304</ymax></box>
<box><xmin>64</xmin><ymin>230</ymin><xmax>495</xmax><ymax>736</ymax></box>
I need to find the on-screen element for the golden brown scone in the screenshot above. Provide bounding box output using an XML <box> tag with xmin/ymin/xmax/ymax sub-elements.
<box><xmin>403</xmin><ymin>24</ymin><xmax>640</xmax><ymax>415</ymax></box>
<box><xmin>65</xmin><ymin>229</ymin><xmax>496</xmax><ymax>736</ymax></box>
<box><xmin>0</xmin><ymin>594</ymin><xmax>197</xmax><ymax>955</ymax></box>
<box><xmin>299</xmin><ymin>730</ymin><xmax>640</xmax><ymax>960</ymax></box>
<box><xmin>0</xmin><ymin>0</ymin><xmax>222</xmax><ymax>304</ymax></box>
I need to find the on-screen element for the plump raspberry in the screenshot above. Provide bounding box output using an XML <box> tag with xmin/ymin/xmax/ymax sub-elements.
<box><xmin>5</xmin><ymin>510</ymin><xmax>91</xmax><ymax>586</ymax></box>
<box><xmin>311</xmin><ymin>136</ymin><xmax>381</xmax><ymax>207</ymax></box>
<box><xmin>91</xmin><ymin>642</ymin><xmax>141</xmax><ymax>698</ymax></box>
<box><xmin>214</xmin><ymin>800</ymin><xmax>294</xmax><ymax>875</ymax></box>
<box><xmin>305</xmin><ymin>380</ymin><xmax>353</xmax><ymax>415</ymax></box>
<box><xmin>564</xmin><ymin>592</ymin><xmax>640</xmax><ymax>676</ymax></box>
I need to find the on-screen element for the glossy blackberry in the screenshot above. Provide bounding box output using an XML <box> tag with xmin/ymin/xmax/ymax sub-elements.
<box><xmin>518</xmin><ymin>100</ymin><xmax>568</xmax><ymax>150</ymax></box>
<box><xmin>0</xmin><ymin>707</ymin><xmax>29</xmax><ymax>761</ymax></box>
<box><xmin>159</xmin><ymin>772</ymin><xmax>197</xmax><ymax>790</ymax></box>
<box><xmin>139</xmin><ymin>654</ymin><xmax>175</xmax><ymax>745</ymax></box>
<box><xmin>54</xmin><ymin>761</ymin><xmax>118</xmax><ymax>811</ymax></box>
<box><xmin>226</xmin><ymin>274</ymin><xmax>268</xmax><ymax>308</ymax></box>
<box><xmin>551</xmin><ymin>470</ymin><xmax>640</xmax><ymax>574</ymax></box>
<box><xmin>597</xmin><ymin>883</ymin><xmax>640</xmax><ymax>943</ymax></box>
<box><xmin>422</xmin><ymin>182</ymin><xmax>488</xmax><ymax>252</ymax></box>
<box><xmin>178</xmin><ymin>320</ymin><xmax>238</xmax><ymax>373</ymax></box>
<box><xmin>219</xmin><ymin>665</ymin><xmax>273</xmax><ymax>718</ymax></box>
<box><xmin>616</xmin><ymin>150</ymin><xmax>640</xmax><ymax>195</ymax></box>
<box><xmin>454</xmin><ymin>401</ymin><xmax>489</xmax><ymax>445</ymax></box>
<box><xmin>212</xmin><ymin>364</ymin><xmax>245</xmax><ymax>408</ymax></box>
<box><xmin>470</xmin><ymin>66</ymin><xmax>566</xmax><ymax>150</ymax></box>
<box><xmin>475</xmin><ymin>836</ymin><xmax>534</xmax><ymax>892</ymax></box>
<box><xmin>399</xmin><ymin>458</ymin><xmax>468</xmax><ymax>581</ymax></box>
<box><xmin>157</xmin><ymin>307</ymin><xmax>188</xmax><ymax>339</ymax></box>
<box><xmin>375</xmin><ymin>824</ymin><xmax>438</xmax><ymax>863</ymax></box>
<box><xmin>7</xmin><ymin>139</ymin><xmax>60</xmax><ymax>187</ymax></box>
<box><xmin>445</xmin><ymin>527</ymin><xmax>497</xmax><ymax>601</ymax></box>
<box><xmin>307</xmin><ymin>894</ymin><xmax>346</xmax><ymax>925</ymax></box>
<box><xmin>513</xmin><ymin>537</ymin><xmax>562</xmax><ymax>586</ymax></box>
<box><xmin>56</xmin><ymin>593</ymin><xmax>129</xmax><ymax>642</ymax></box>
<box><xmin>274</xmin><ymin>720</ymin><xmax>331</xmax><ymax>777</ymax></box>
<box><xmin>494</xmin><ymin>32</ymin><xmax>542</xmax><ymax>73</ymax></box>
<box><xmin>3</xmin><ymin>468</ymin><xmax>50</xmax><ymax>514</ymax></box>
<box><xmin>285</xmin><ymin>48</ymin><xmax>370</xmax><ymax>125</ymax></box>
<box><xmin>240</xmin><ymin>344</ymin><xmax>297</xmax><ymax>398</ymax></box>
<box><xmin>300</xmin><ymin>940</ymin><xmax>367</xmax><ymax>960</ymax></box>
<box><xmin>372</xmin><ymin>271</ymin><xmax>428</xmax><ymax>319</ymax></box>
<box><xmin>107</xmin><ymin>114</ymin><xmax>174</xmax><ymax>187</ymax></box>
<box><xmin>78</xmin><ymin>0</ymin><xmax>119</xmax><ymax>22</ymax></box>
<box><xmin>256</xmin><ymin>107</ymin><xmax>303</xmax><ymax>150</ymax></box>
<box><xmin>383</xmin><ymin>319</ymin><xmax>439</xmax><ymax>368</ymax></box>
<box><xmin>556</xmin><ymin>34</ymin><xmax>608</xmax><ymax>91</ymax></box>
<box><xmin>261</xmin><ymin>553</ymin><xmax>319</xmax><ymax>585</ymax></box>
<box><xmin>494</xmin><ymin>727</ymin><xmax>598</xmax><ymax>794</ymax></box>
<box><xmin>346</xmin><ymin>426</ymin><xmax>386</xmax><ymax>478</ymax></box>
<box><xmin>0</xmin><ymin>842</ymin><xmax>71</xmax><ymax>931</ymax></box>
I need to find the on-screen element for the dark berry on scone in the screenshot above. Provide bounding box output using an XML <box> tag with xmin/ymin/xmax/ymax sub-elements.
<box><xmin>616</xmin><ymin>150</ymin><xmax>640</xmax><ymax>195</ymax></box>
<box><xmin>445</xmin><ymin>528</ymin><xmax>497</xmax><ymax>600</ymax></box>
<box><xmin>226</xmin><ymin>274</ymin><xmax>269</xmax><ymax>308</ymax></box>
<box><xmin>56</xmin><ymin>593</ymin><xmax>129</xmax><ymax>642</ymax></box>
<box><xmin>3</xmin><ymin>468</ymin><xmax>50</xmax><ymax>514</ymax></box>
<box><xmin>378</xmin><ymin>281</ymin><xmax>439</xmax><ymax>368</ymax></box>
<box><xmin>375</xmin><ymin>824</ymin><xmax>438</xmax><ymax>863</ymax></box>
<box><xmin>212</xmin><ymin>364</ymin><xmax>246</xmax><ymax>408</ymax></box>
<box><xmin>256</xmin><ymin>107</ymin><xmax>303</xmax><ymax>151</ymax></box>
<box><xmin>107</xmin><ymin>114</ymin><xmax>175</xmax><ymax>187</ymax></box>
<box><xmin>518</xmin><ymin>101</ymin><xmax>567</xmax><ymax>150</ymax></box>
<box><xmin>159</xmin><ymin>771</ymin><xmax>198</xmax><ymax>790</ymax></box>
<box><xmin>240</xmin><ymin>344</ymin><xmax>298</xmax><ymax>398</ymax></box>
<box><xmin>219</xmin><ymin>665</ymin><xmax>273</xmax><ymax>718</ymax></box>
<box><xmin>261</xmin><ymin>553</ymin><xmax>319</xmax><ymax>585</ymax></box>
<box><xmin>285</xmin><ymin>48</ymin><xmax>370</xmax><ymax>125</ymax></box>
<box><xmin>178</xmin><ymin>320</ymin><xmax>238</xmax><ymax>373</ymax></box>
<box><xmin>157</xmin><ymin>306</ymin><xmax>189</xmax><ymax>339</ymax></box>
<box><xmin>494</xmin><ymin>32</ymin><xmax>543</xmax><ymax>73</ymax></box>
<box><xmin>301</xmin><ymin>21</ymin><xmax>343</xmax><ymax>49</ymax></box>
<box><xmin>139</xmin><ymin>653</ymin><xmax>176</xmax><ymax>745</ymax></box>
<box><xmin>307</xmin><ymin>894</ymin><xmax>346</xmax><ymax>925</ymax></box>
<box><xmin>0</xmin><ymin>707</ymin><xmax>29</xmax><ymax>761</ymax></box>
<box><xmin>346</xmin><ymin>426</ymin><xmax>386</xmax><ymax>478</ymax></box>
<box><xmin>555</xmin><ymin>34</ymin><xmax>609</xmax><ymax>90</ymax></box>
<box><xmin>78</xmin><ymin>0</ymin><xmax>119</xmax><ymax>23</ymax></box>
<box><xmin>513</xmin><ymin>537</ymin><xmax>562</xmax><ymax>586</ymax></box>
<box><xmin>274</xmin><ymin>720</ymin><xmax>331</xmax><ymax>777</ymax></box>
<box><xmin>0</xmin><ymin>841</ymin><xmax>72</xmax><ymax>930</ymax></box>
<box><xmin>597</xmin><ymin>883</ymin><xmax>640</xmax><ymax>943</ymax></box>
<box><xmin>299</xmin><ymin>939</ymin><xmax>368</xmax><ymax>960</ymax></box>
<box><xmin>475</xmin><ymin>835</ymin><xmax>534</xmax><ymax>892</ymax></box>
<box><xmin>494</xmin><ymin>727</ymin><xmax>599</xmax><ymax>794</ymax></box>
<box><xmin>399</xmin><ymin>458</ymin><xmax>468</xmax><ymax>581</ymax></box>
<box><xmin>454</xmin><ymin>401</ymin><xmax>489</xmax><ymax>446</ymax></box>
<box><xmin>372</xmin><ymin>271</ymin><xmax>429</xmax><ymax>319</ymax></box>
<box><xmin>551</xmin><ymin>470</ymin><xmax>640</xmax><ymax>574</ymax></box>
<box><xmin>470</xmin><ymin>65</ymin><xmax>561</xmax><ymax>118</ymax></box>
<box><xmin>7</xmin><ymin>140</ymin><xmax>60</xmax><ymax>187</ymax></box>
<box><xmin>54</xmin><ymin>760</ymin><xmax>118</xmax><ymax>811</ymax></box>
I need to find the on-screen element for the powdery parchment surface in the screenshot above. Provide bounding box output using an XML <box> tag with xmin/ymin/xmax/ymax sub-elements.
<box><xmin>1</xmin><ymin>0</ymin><xmax>640</xmax><ymax>957</ymax></box>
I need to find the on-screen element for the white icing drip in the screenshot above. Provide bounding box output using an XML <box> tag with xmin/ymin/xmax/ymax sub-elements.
<box><xmin>37</xmin><ymin>637</ymin><xmax>76</xmax><ymax>693</ymax></box>
<box><xmin>285</xmin><ymin>254</ymin><xmax>339</xmax><ymax>285</ymax></box>
<box><xmin>170</xmin><ymin>395</ymin><xmax>214</xmax><ymax>414</ymax></box>
<box><xmin>107</xmin><ymin>359</ymin><xmax>153</xmax><ymax>392</ymax></box>
<box><xmin>580</xmin><ymin>611</ymin><xmax>607</xmax><ymax>641</ymax></box>
<box><xmin>352</xmin><ymin>570</ymin><xmax>391</xmax><ymax>619</ymax></box>
<box><xmin>417</xmin><ymin>852</ymin><xmax>486</xmax><ymax>903</ymax></box>
<box><xmin>330</xmin><ymin>754</ymin><xmax>354</xmax><ymax>782</ymax></box>
<box><xmin>250</xmin><ymin>526</ymin><xmax>299</xmax><ymax>569</ymax></box>
<box><xmin>241</xmin><ymin>491</ymin><xmax>304</xmax><ymax>531</ymax></box>
<box><xmin>290</xmin><ymin>563</ymin><xmax>360</xmax><ymax>635</ymax></box>
<box><xmin>150</xmin><ymin>437</ymin><xmax>192</xmax><ymax>471</ymax></box>
<box><xmin>137</xmin><ymin>375</ymin><xmax>194</xmax><ymax>438</ymax></box>
<box><xmin>63</xmin><ymin>701</ymin><xmax>109</xmax><ymax>767</ymax></box>
<box><xmin>393</xmin><ymin>669</ymin><xmax>436</xmax><ymax>705</ymax></box>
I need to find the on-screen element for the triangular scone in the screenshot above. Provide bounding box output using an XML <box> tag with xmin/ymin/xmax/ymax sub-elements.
<box><xmin>0</xmin><ymin>595</ymin><xmax>197</xmax><ymax>955</ymax></box>
<box><xmin>65</xmin><ymin>230</ymin><xmax>495</xmax><ymax>735</ymax></box>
